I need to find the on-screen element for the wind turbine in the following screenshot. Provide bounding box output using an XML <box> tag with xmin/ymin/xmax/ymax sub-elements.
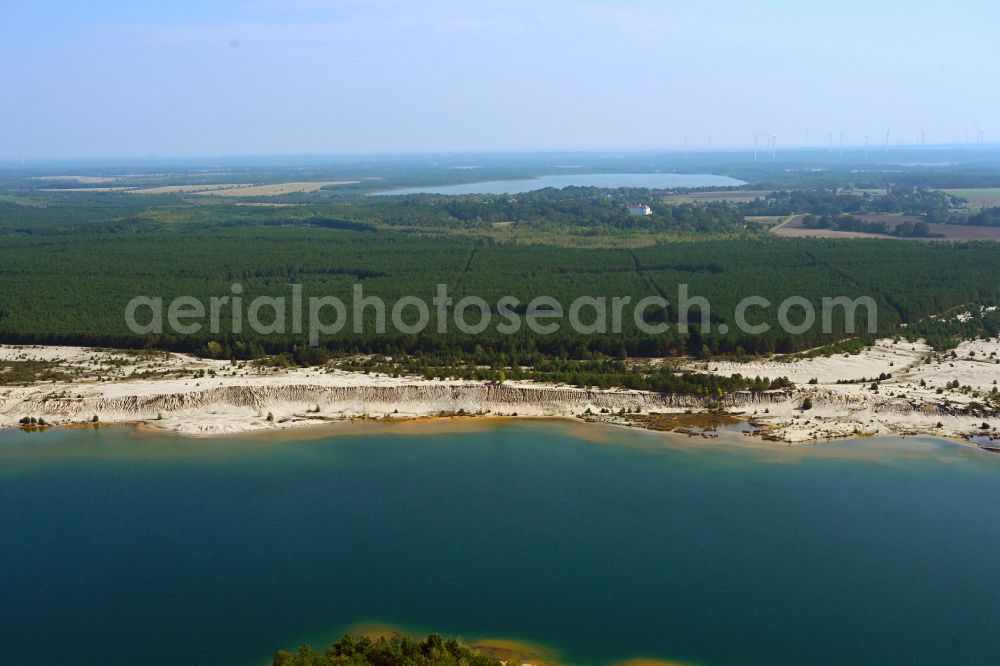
<box><xmin>921</xmin><ymin>131</ymin><xmax>926</xmax><ymax>155</ymax></box>
<box><xmin>885</xmin><ymin>129</ymin><xmax>890</xmax><ymax>154</ymax></box>
<box><xmin>865</xmin><ymin>135</ymin><xmax>870</xmax><ymax>159</ymax></box>
<box><xmin>827</xmin><ymin>132</ymin><xmax>834</xmax><ymax>153</ymax></box>
<box><xmin>753</xmin><ymin>134</ymin><xmax>758</xmax><ymax>162</ymax></box>
<box><xmin>840</xmin><ymin>133</ymin><xmax>844</xmax><ymax>158</ymax></box>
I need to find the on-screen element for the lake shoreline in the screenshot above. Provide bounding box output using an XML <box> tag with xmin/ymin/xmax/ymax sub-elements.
<box><xmin>8</xmin><ymin>412</ymin><xmax>991</xmax><ymax>458</ymax></box>
<box><xmin>2</xmin><ymin>342</ymin><xmax>998</xmax><ymax>452</ymax></box>
<box><xmin>372</xmin><ymin>172</ymin><xmax>747</xmax><ymax>196</ymax></box>
<box><xmin>5</xmin><ymin>394</ymin><xmax>998</xmax><ymax>666</ymax></box>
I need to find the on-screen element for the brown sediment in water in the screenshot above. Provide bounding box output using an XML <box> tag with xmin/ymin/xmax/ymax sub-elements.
<box><xmin>466</xmin><ymin>637</ymin><xmax>561</xmax><ymax>665</ymax></box>
<box><xmin>148</xmin><ymin>413</ymin><xmax>637</xmax><ymax>446</ymax></box>
<box><xmin>13</xmin><ymin>413</ymin><xmax>990</xmax><ymax>468</ymax></box>
<box><xmin>624</xmin><ymin>411</ymin><xmax>741</xmax><ymax>433</ymax></box>
<box><xmin>197</xmin><ymin>415</ymin><xmax>583</xmax><ymax>443</ymax></box>
<box><xmin>61</xmin><ymin>421</ymin><xmax>105</xmax><ymax>431</ymax></box>
<box><xmin>160</xmin><ymin>412</ymin><xmax>994</xmax><ymax>459</ymax></box>
<box><xmin>342</xmin><ymin>621</ymin><xmax>413</xmax><ymax>642</ymax></box>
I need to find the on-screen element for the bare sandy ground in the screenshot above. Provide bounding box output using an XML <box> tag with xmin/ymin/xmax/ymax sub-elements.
<box><xmin>2</xmin><ymin>341</ymin><xmax>997</xmax><ymax>447</ymax></box>
<box><xmin>684</xmin><ymin>338</ymin><xmax>1000</xmax><ymax>443</ymax></box>
<box><xmin>1</xmin><ymin>345</ymin><xmax>737</xmax><ymax>437</ymax></box>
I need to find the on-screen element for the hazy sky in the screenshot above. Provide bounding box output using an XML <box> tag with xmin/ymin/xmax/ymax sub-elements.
<box><xmin>2</xmin><ymin>0</ymin><xmax>996</xmax><ymax>158</ymax></box>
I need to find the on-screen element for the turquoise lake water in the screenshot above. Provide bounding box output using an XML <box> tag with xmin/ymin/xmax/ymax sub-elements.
<box><xmin>376</xmin><ymin>173</ymin><xmax>746</xmax><ymax>195</ymax></box>
<box><xmin>0</xmin><ymin>423</ymin><xmax>997</xmax><ymax>665</ymax></box>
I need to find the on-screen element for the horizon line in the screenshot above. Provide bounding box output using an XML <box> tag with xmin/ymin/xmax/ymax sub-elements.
<box><xmin>1</xmin><ymin>142</ymin><xmax>998</xmax><ymax>167</ymax></box>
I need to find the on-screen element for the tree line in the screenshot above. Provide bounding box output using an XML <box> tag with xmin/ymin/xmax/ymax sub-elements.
<box><xmin>273</xmin><ymin>633</ymin><xmax>500</xmax><ymax>666</ymax></box>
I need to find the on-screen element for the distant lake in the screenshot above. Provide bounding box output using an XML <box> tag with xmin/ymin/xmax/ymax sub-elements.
<box><xmin>376</xmin><ymin>173</ymin><xmax>746</xmax><ymax>195</ymax></box>
<box><xmin>0</xmin><ymin>423</ymin><xmax>997</xmax><ymax>666</ymax></box>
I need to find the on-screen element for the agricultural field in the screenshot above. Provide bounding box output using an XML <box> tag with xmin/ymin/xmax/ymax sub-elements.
<box><xmin>33</xmin><ymin>180</ymin><xmax>366</xmax><ymax>196</ymax></box>
<box><xmin>940</xmin><ymin>188</ymin><xmax>1000</xmax><ymax>210</ymax></box>
<box><xmin>31</xmin><ymin>175</ymin><xmax>128</xmax><ymax>183</ymax></box>
<box><xmin>662</xmin><ymin>190</ymin><xmax>767</xmax><ymax>204</ymax></box>
<box><xmin>772</xmin><ymin>225</ymin><xmax>884</xmax><ymax>239</ymax></box>
<box><xmin>773</xmin><ymin>213</ymin><xmax>1000</xmax><ymax>241</ymax></box>
<box><xmin>746</xmin><ymin>215</ymin><xmax>793</xmax><ymax>229</ymax></box>
<box><xmin>193</xmin><ymin>181</ymin><xmax>361</xmax><ymax>196</ymax></box>
<box><xmin>37</xmin><ymin>186</ymin><xmax>136</xmax><ymax>192</ymax></box>
<box><xmin>132</xmin><ymin>183</ymin><xmax>249</xmax><ymax>194</ymax></box>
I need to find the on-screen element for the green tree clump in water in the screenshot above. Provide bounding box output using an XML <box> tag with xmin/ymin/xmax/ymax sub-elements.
<box><xmin>272</xmin><ymin>633</ymin><xmax>502</xmax><ymax>666</ymax></box>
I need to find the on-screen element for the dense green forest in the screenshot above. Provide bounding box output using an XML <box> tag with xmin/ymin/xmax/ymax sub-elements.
<box><xmin>2</xmin><ymin>223</ymin><xmax>999</xmax><ymax>361</ymax></box>
<box><xmin>904</xmin><ymin>306</ymin><xmax>1000</xmax><ymax>350</ymax></box>
<box><xmin>272</xmin><ymin>633</ymin><xmax>500</xmax><ymax>666</ymax></box>
<box><xmin>4</xmin><ymin>160</ymin><xmax>1000</xmax><ymax>393</ymax></box>
<box><xmin>337</xmin><ymin>354</ymin><xmax>794</xmax><ymax>393</ymax></box>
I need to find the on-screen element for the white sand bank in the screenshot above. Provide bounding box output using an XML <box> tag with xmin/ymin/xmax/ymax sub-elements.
<box><xmin>2</xmin><ymin>341</ymin><xmax>997</xmax><ymax>447</ymax></box>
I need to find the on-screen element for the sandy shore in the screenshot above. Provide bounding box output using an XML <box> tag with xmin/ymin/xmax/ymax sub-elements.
<box><xmin>0</xmin><ymin>344</ymin><xmax>777</xmax><ymax>436</ymax></box>
<box><xmin>683</xmin><ymin>338</ymin><xmax>1000</xmax><ymax>444</ymax></box>
<box><xmin>1</xmin><ymin>341</ymin><xmax>997</xmax><ymax>448</ymax></box>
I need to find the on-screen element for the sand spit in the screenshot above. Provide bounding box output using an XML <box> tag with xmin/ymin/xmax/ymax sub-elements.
<box><xmin>1</xmin><ymin>341</ymin><xmax>998</xmax><ymax>447</ymax></box>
